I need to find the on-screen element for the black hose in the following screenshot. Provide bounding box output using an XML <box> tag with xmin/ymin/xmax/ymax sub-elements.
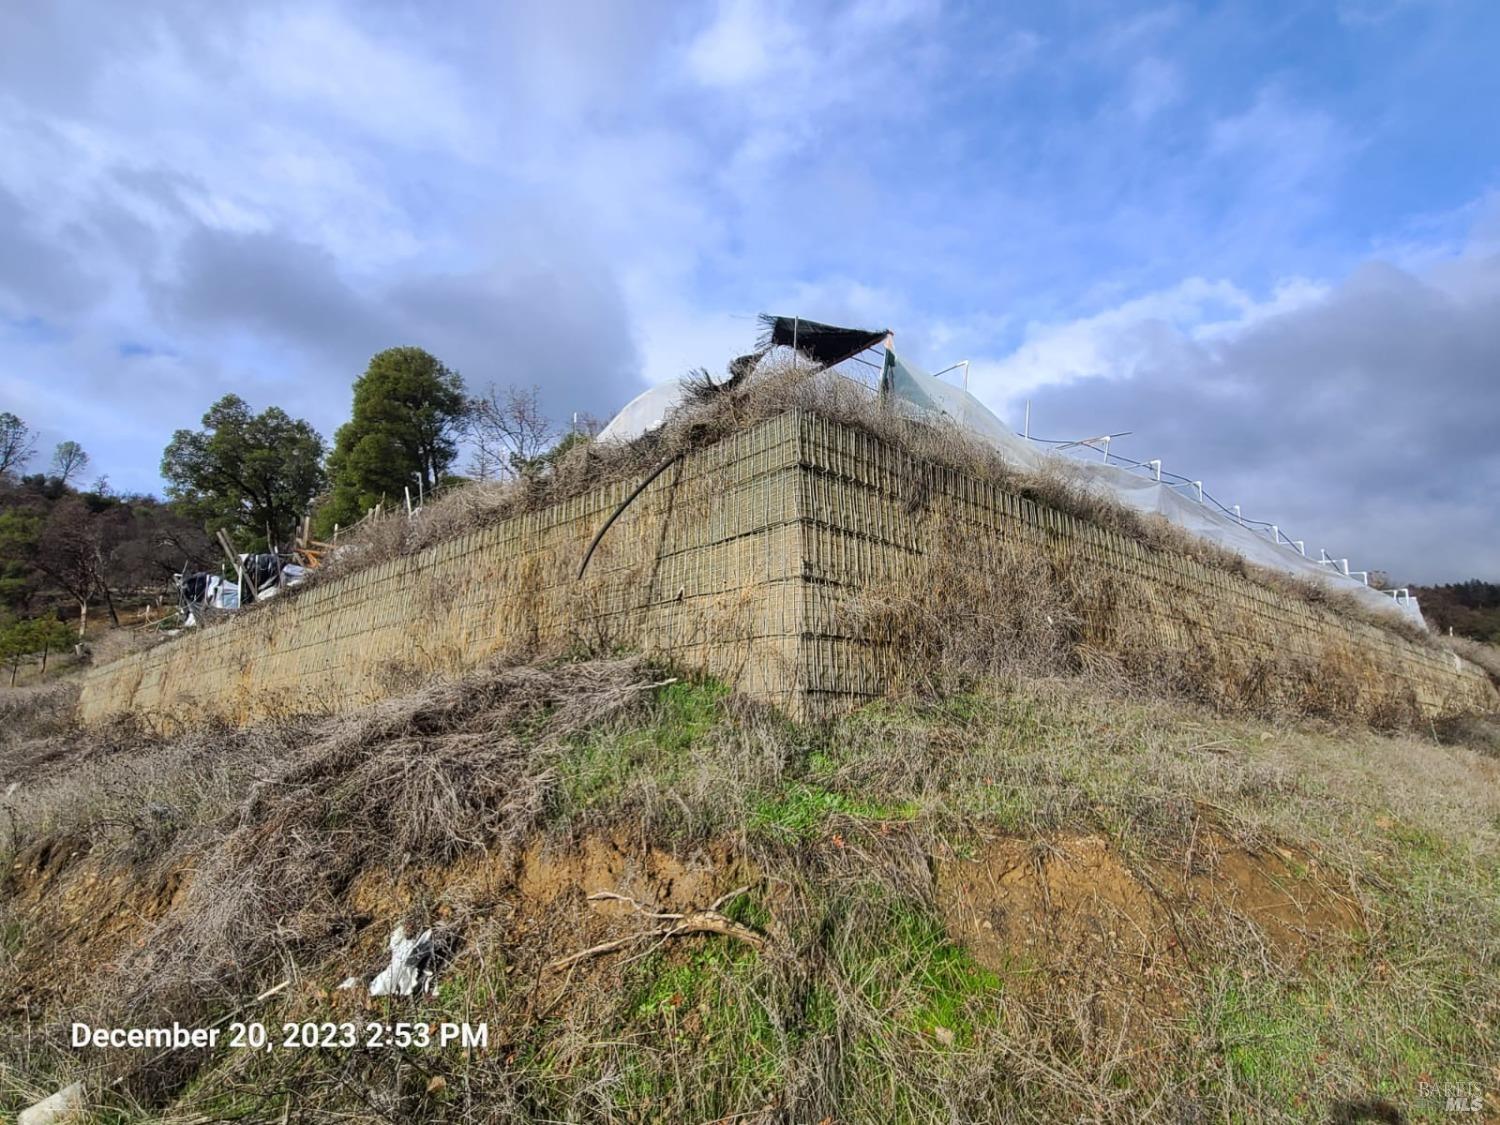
<box><xmin>576</xmin><ymin>453</ymin><xmax>685</xmax><ymax>580</ymax></box>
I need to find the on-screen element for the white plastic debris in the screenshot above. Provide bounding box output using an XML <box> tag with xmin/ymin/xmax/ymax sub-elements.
<box><xmin>19</xmin><ymin>1081</ymin><xmax>84</xmax><ymax>1125</ymax></box>
<box><xmin>369</xmin><ymin>925</ymin><xmax>435</xmax><ymax>997</ymax></box>
<box><xmin>4</xmin><ymin>781</ymin><xmax>18</xmax><ymax>798</ymax></box>
<box><xmin>336</xmin><ymin>976</ymin><xmax>361</xmax><ymax>990</ymax></box>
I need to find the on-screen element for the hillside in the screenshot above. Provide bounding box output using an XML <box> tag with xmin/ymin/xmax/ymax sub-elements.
<box><xmin>3</xmin><ymin>655</ymin><xmax>1499</xmax><ymax>1122</ymax></box>
<box><xmin>1413</xmin><ymin>582</ymin><xmax>1500</xmax><ymax>645</ymax></box>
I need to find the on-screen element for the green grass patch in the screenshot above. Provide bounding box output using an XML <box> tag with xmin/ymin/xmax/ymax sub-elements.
<box><xmin>836</xmin><ymin>897</ymin><xmax>1002</xmax><ymax>1047</ymax></box>
<box><xmin>557</xmin><ymin>678</ymin><xmax>729</xmax><ymax>808</ymax></box>
<box><xmin>1199</xmin><ymin>966</ymin><xmax>1486</xmax><ymax>1120</ymax></box>
<box><xmin>600</xmin><ymin>941</ymin><xmax>783</xmax><ymax>1116</ymax></box>
<box><xmin>749</xmin><ymin>783</ymin><xmax>919</xmax><ymax>839</ymax></box>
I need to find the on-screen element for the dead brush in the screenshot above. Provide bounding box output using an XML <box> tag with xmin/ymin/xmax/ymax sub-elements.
<box><xmin>85</xmin><ymin>626</ymin><xmax>170</xmax><ymax>667</ymax></box>
<box><xmin>0</xmin><ymin>680</ymin><xmax>81</xmax><ymax>748</ymax></box>
<box><xmin>1433</xmin><ymin>711</ymin><xmax>1500</xmax><ymax>757</ymax></box>
<box><xmin>843</xmin><ymin>501</ymin><xmax>1433</xmax><ymax>728</ymax></box>
<box><xmin>4</xmin><ymin>649</ymin><xmax>1499</xmax><ymax>1121</ymax></box>
<box><xmin>2</xmin><ymin>657</ymin><xmax>663</xmax><ymax>1102</ymax></box>
<box><xmin>1445</xmin><ymin>633</ymin><xmax>1500</xmax><ymax>686</ymax></box>
<box><xmin>847</xmin><ymin>523</ymin><xmax>1078</xmax><ymax>696</ymax></box>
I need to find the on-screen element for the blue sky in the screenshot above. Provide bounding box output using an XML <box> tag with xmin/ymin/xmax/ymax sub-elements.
<box><xmin>1</xmin><ymin>0</ymin><xmax>1497</xmax><ymax>580</ymax></box>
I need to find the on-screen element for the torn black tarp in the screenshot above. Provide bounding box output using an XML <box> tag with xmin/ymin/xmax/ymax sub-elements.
<box><xmin>757</xmin><ymin>315</ymin><xmax>888</xmax><ymax>370</ymax></box>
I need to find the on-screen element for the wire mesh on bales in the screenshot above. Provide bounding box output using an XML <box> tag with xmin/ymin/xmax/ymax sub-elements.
<box><xmin>74</xmin><ymin>362</ymin><xmax>1498</xmax><ymax>731</ymax></box>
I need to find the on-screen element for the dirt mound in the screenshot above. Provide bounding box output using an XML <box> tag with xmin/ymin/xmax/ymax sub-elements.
<box><xmin>331</xmin><ymin>831</ymin><xmax>760</xmax><ymax>992</ymax></box>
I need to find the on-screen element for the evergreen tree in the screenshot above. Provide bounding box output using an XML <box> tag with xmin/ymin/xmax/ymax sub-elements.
<box><xmin>161</xmin><ymin>395</ymin><xmax>327</xmax><ymax>550</ymax></box>
<box><xmin>318</xmin><ymin>347</ymin><xmax>468</xmax><ymax>532</ymax></box>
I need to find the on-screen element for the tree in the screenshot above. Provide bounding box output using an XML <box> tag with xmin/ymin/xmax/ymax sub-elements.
<box><xmin>50</xmin><ymin>440</ymin><xmax>89</xmax><ymax>486</ymax></box>
<box><xmin>466</xmin><ymin>384</ymin><xmax>556</xmax><ymax>480</ymax></box>
<box><xmin>161</xmin><ymin>395</ymin><xmax>326</xmax><ymax>551</ymax></box>
<box><xmin>0</xmin><ymin>618</ymin><xmax>34</xmax><ymax>686</ymax></box>
<box><xmin>0</xmin><ymin>499</ymin><xmax>45</xmax><ymax>610</ymax></box>
<box><xmin>0</xmin><ymin>413</ymin><xmax>36</xmax><ymax>478</ymax></box>
<box><xmin>1</xmin><ymin>615</ymin><xmax>74</xmax><ymax>684</ymax></box>
<box><xmin>104</xmin><ymin>498</ymin><xmax>215</xmax><ymax>591</ymax></box>
<box><xmin>1410</xmin><ymin>580</ymin><xmax>1500</xmax><ymax>643</ymax></box>
<box><xmin>34</xmin><ymin>497</ymin><xmax>113</xmax><ymax>636</ymax></box>
<box><xmin>319</xmin><ymin>347</ymin><xmax>468</xmax><ymax>531</ymax></box>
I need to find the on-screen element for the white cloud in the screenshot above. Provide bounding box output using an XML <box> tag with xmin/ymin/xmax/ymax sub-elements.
<box><xmin>969</xmin><ymin>205</ymin><xmax>1500</xmax><ymax>580</ymax></box>
<box><xmin>687</xmin><ymin>0</ymin><xmax>793</xmax><ymax>88</ymax></box>
<box><xmin>239</xmin><ymin>6</ymin><xmax>482</xmax><ymax>153</ymax></box>
<box><xmin>971</xmin><ymin>278</ymin><xmax>1254</xmax><ymax>407</ymax></box>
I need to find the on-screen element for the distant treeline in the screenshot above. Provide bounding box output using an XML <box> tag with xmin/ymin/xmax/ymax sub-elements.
<box><xmin>1</xmin><ymin>347</ymin><xmax>578</xmax><ymax>641</ymax></box>
<box><xmin>1411</xmin><ymin>581</ymin><xmax>1500</xmax><ymax>643</ymax></box>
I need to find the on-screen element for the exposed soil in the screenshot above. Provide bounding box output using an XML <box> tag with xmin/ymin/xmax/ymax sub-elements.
<box><xmin>4</xmin><ymin>837</ymin><xmax>194</xmax><ymax>1016</ymax></box>
<box><xmin>3</xmin><ymin>815</ymin><xmax>1362</xmax><ymax>1041</ymax></box>
<box><xmin>933</xmin><ymin>830</ymin><xmax>1363</xmax><ymax>1019</ymax></box>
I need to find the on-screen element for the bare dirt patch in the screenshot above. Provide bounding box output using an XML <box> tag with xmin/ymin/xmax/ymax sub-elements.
<box><xmin>3</xmin><ymin>841</ymin><xmax>193</xmax><ymax>1016</ymax></box>
<box><xmin>934</xmin><ymin>831</ymin><xmax>1363</xmax><ymax>1013</ymax></box>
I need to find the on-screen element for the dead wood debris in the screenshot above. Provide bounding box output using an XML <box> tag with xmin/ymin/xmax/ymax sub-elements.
<box><xmin>545</xmin><ymin>885</ymin><xmax>766</xmax><ymax>972</ymax></box>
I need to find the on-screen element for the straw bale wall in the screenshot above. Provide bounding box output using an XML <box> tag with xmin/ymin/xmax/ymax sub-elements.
<box><xmin>790</xmin><ymin>413</ymin><xmax>1496</xmax><ymax>719</ymax></box>
<box><xmin>77</xmin><ymin>413</ymin><xmax>810</xmax><ymax>725</ymax></box>
<box><xmin>77</xmin><ymin>410</ymin><xmax>1496</xmax><ymax>726</ymax></box>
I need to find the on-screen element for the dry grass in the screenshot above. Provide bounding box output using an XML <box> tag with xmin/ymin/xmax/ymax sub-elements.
<box><xmin>845</xmin><ymin>510</ymin><xmax>1433</xmax><ymax>729</ymax></box>
<box><xmin>85</xmin><ymin>624</ymin><xmax>173</xmax><ymax>667</ymax></box>
<box><xmin>0</xmin><ymin>678</ymin><xmax>79</xmax><ymax>732</ymax></box>
<box><xmin>1</xmin><ymin>657</ymin><xmax>656</xmax><ymax>1088</ymax></box>
<box><xmin>3</xmin><ymin>654</ymin><xmax>1498</xmax><ymax>1122</ymax></box>
<box><xmin>1446</xmin><ymin>634</ymin><xmax>1500</xmax><ymax>685</ymax></box>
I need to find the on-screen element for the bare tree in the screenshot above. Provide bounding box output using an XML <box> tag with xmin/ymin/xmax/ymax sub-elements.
<box><xmin>466</xmin><ymin>384</ymin><xmax>556</xmax><ymax>480</ymax></box>
<box><xmin>35</xmin><ymin>497</ymin><xmax>118</xmax><ymax>636</ymax></box>
<box><xmin>0</xmin><ymin>412</ymin><xmax>36</xmax><ymax>478</ymax></box>
<box><xmin>51</xmin><ymin>440</ymin><xmax>90</xmax><ymax>486</ymax></box>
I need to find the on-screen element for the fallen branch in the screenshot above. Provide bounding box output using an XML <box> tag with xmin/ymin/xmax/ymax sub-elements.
<box><xmin>545</xmin><ymin>888</ymin><xmax>765</xmax><ymax>973</ymax></box>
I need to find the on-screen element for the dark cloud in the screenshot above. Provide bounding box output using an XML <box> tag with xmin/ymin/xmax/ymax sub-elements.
<box><xmin>148</xmin><ymin>222</ymin><xmax>641</xmax><ymax>434</ymax></box>
<box><xmin>1025</xmin><ymin>256</ymin><xmax>1500</xmax><ymax>582</ymax></box>
<box><xmin>162</xmin><ymin>225</ymin><xmax>384</xmax><ymax>360</ymax></box>
<box><xmin>0</xmin><ymin>187</ymin><xmax>106</xmax><ymax>317</ymax></box>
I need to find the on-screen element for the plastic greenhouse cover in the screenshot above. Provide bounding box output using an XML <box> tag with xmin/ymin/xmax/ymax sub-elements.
<box><xmin>880</xmin><ymin>348</ymin><xmax>1423</xmax><ymax>627</ymax></box>
<box><xmin>597</xmin><ymin>379</ymin><xmax>690</xmax><ymax>444</ymax></box>
<box><xmin>598</xmin><ymin>352</ymin><xmax>1422</xmax><ymax>626</ymax></box>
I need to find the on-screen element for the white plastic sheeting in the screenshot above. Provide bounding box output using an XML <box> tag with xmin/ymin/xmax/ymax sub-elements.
<box><xmin>18</xmin><ymin>1083</ymin><xmax>84</xmax><ymax>1125</ymax></box>
<box><xmin>597</xmin><ymin>351</ymin><xmax>1422</xmax><ymax>626</ymax></box>
<box><xmin>880</xmin><ymin>350</ymin><xmax>1053</xmax><ymax>473</ymax></box>
<box><xmin>880</xmin><ymin>348</ymin><xmax>1423</xmax><ymax>626</ymax></box>
<box><xmin>597</xmin><ymin>380</ymin><xmax>692</xmax><ymax>444</ymax></box>
<box><xmin>369</xmin><ymin>924</ymin><xmax>436</xmax><ymax>997</ymax></box>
